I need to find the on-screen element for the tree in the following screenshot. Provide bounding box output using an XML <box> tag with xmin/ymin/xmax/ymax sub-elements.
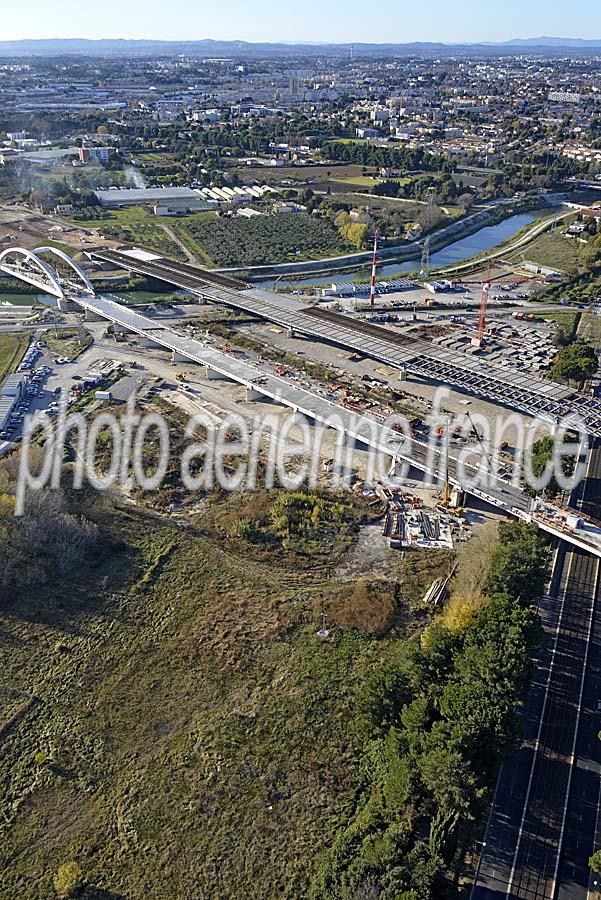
<box><xmin>549</xmin><ymin>339</ymin><xmax>598</xmax><ymax>385</ymax></box>
<box><xmin>529</xmin><ymin>435</ymin><xmax>575</xmax><ymax>498</ymax></box>
<box><xmin>53</xmin><ymin>861</ymin><xmax>84</xmax><ymax>898</ymax></box>
<box><xmin>590</xmin><ymin>848</ymin><xmax>601</xmax><ymax>874</ymax></box>
<box><xmin>580</xmin><ymin>234</ymin><xmax>601</xmax><ymax>273</ymax></box>
<box><xmin>357</xmin><ymin>666</ymin><xmax>412</xmax><ymax>736</ymax></box>
<box><xmin>347</xmin><ymin>222</ymin><xmax>368</xmax><ymax>250</ymax></box>
<box><xmin>418</xmin><ymin>747</ymin><xmax>478</xmax><ymax>818</ymax></box>
<box><xmin>485</xmin><ymin>522</ymin><xmax>548</xmax><ymax>603</ymax></box>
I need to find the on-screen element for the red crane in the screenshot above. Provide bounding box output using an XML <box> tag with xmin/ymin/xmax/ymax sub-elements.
<box><xmin>476</xmin><ymin>281</ymin><xmax>490</xmax><ymax>345</ymax></box>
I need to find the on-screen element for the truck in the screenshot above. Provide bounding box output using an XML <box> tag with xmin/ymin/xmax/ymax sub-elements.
<box><xmin>95</xmin><ymin>390</ymin><xmax>112</xmax><ymax>401</ymax></box>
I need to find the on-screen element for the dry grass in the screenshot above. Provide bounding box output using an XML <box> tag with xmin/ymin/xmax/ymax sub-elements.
<box><xmin>443</xmin><ymin>522</ymin><xmax>498</xmax><ymax>633</ymax></box>
<box><xmin>329</xmin><ymin>579</ymin><xmax>398</xmax><ymax>636</ymax></box>
<box><xmin>0</xmin><ymin>483</ymin><xmax>456</xmax><ymax>899</ymax></box>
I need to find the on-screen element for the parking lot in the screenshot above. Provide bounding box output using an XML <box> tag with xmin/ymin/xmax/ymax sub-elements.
<box><xmin>0</xmin><ymin>342</ymin><xmax>57</xmax><ymax>445</ymax></box>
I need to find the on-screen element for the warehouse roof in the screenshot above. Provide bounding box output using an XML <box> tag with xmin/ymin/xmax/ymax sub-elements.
<box><xmin>95</xmin><ymin>187</ymin><xmax>200</xmax><ymax>203</ymax></box>
<box><xmin>1</xmin><ymin>374</ymin><xmax>25</xmax><ymax>397</ymax></box>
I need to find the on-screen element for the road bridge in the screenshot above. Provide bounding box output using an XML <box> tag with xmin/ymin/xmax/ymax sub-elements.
<box><xmin>89</xmin><ymin>248</ymin><xmax>601</xmax><ymax>440</ymax></box>
<box><xmin>3</xmin><ymin>246</ymin><xmax>601</xmax><ymax>557</ymax></box>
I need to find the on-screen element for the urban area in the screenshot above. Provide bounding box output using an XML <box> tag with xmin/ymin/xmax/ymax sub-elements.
<box><xmin>1</xmin><ymin>33</ymin><xmax>601</xmax><ymax>900</ymax></box>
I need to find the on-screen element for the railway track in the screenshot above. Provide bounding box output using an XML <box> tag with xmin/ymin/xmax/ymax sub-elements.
<box><xmin>472</xmin><ymin>444</ymin><xmax>601</xmax><ymax>900</ymax></box>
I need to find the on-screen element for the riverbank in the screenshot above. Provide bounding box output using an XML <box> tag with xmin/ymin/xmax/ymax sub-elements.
<box><xmin>262</xmin><ymin>209</ymin><xmax>557</xmax><ymax>290</ymax></box>
<box><xmin>228</xmin><ymin>199</ymin><xmax>551</xmax><ymax>285</ymax></box>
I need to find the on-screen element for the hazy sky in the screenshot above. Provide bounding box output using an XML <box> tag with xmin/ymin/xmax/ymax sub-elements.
<box><xmin>2</xmin><ymin>0</ymin><xmax>600</xmax><ymax>43</ymax></box>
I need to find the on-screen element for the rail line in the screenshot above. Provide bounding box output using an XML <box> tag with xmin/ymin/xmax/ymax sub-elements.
<box><xmin>472</xmin><ymin>444</ymin><xmax>601</xmax><ymax>900</ymax></box>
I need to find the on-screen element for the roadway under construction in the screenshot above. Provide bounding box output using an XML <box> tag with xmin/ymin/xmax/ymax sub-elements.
<box><xmin>2</xmin><ymin>244</ymin><xmax>601</xmax><ymax>556</ymax></box>
<box><xmin>89</xmin><ymin>248</ymin><xmax>601</xmax><ymax>439</ymax></box>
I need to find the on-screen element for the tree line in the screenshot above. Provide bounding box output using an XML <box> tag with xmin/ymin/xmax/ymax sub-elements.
<box><xmin>310</xmin><ymin>521</ymin><xmax>548</xmax><ymax>900</ymax></box>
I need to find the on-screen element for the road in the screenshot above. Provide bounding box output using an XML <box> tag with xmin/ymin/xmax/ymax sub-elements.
<box><xmin>471</xmin><ymin>444</ymin><xmax>601</xmax><ymax>900</ymax></box>
<box><xmin>437</xmin><ymin>210</ymin><xmax>574</xmax><ymax>278</ymax></box>
<box><xmin>89</xmin><ymin>250</ymin><xmax>601</xmax><ymax>438</ymax></box>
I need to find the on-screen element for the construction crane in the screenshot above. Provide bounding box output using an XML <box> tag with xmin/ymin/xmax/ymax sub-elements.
<box><xmin>437</xmin><ymin>417</ymin><xmax>458</xmax><ymax>511</ymax></box>
<box><xmin>474</xmin><ymin>280</ymin><xmax>490</xmax><ymax>347</ymax></box>
<box><xmin>467</xmin><ymin>411</ymin><xmax>494</xmax><ymax>479</ymax></box>
<box><xmin>420</xmin><ymin>236</ymin><xmax>431</xmax><ymax>277</ymax></box>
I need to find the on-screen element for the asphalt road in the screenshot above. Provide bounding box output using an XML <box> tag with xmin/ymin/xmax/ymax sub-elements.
<box><xmin>471</xmin><ymin>445</ymin><xmax>601</xmax><ymax>900</ymax></box>
<box><xmin>90</xmin><ymin>249</ymin><xmax>601</xmax><ymax>438</ymax></box>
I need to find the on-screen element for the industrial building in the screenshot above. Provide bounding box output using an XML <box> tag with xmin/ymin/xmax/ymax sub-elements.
<box><xmin>0</xmin><ymin>373</ymin><xmax>25</xmax><ymax>432</ymax></box>
<box><xmin>94</xmin><ymin>187</ymin><xmax>213</xmax><ymax>216</ymax></box>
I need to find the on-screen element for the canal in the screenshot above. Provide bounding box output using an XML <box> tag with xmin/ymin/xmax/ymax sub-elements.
<box><xmin>256</xmin><ymin>211</ymin><xmax>544</xmax><ymax>288</ymax></box>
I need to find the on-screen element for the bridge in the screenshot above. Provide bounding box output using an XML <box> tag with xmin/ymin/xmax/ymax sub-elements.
<box><xmin>0</xmin><ymin>245</ymin><xmax>94</xmax><ymax>302</ymax></box>
<box><xmin>2</xmin><ymin>245</ymin><xmax>601</xmax><ymax>557</ymax></box>
<box><xmin>88</xmin><ymin>248</ymin><xmax>601</xmax><ymax>440</ymax></box>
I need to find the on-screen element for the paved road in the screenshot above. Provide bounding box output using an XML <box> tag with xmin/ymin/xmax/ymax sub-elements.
<box><xmin>472</xmin><ymin>445</ymin><xmax>601</xmax><ymax>900</ymax></box>
<box><xmin>89</xmin><ymin>250</ymin><xmax>601</xmax><ymax>438</ymax></box>
<box><xmin>437</xmin><ymin>210</ymin><xmax>574</xmax><ymax>278</ymax></box>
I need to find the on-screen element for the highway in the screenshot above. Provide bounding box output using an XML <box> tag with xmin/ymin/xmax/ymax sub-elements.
<box><xmin>73</xmin><ymin>292</ymin><xmax>533</xmax><ymax>513</ymax></box>
<box><xmin>471</xmin><ymin>444</ymin><xmax>601</xmax><ymax>900</ymax></box>
<box><xmin>89</xmin><ymin>249</ymin><xmax>601</xmax><ymax>438</ymax></box>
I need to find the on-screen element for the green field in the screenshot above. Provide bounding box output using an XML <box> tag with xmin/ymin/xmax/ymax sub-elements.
<box><xmin>509</xmin><ymin>231</ymin><xmax>581</xmax><ymax>273</ymax></box>
<box><xmin>539</xmin><ymin>310</ymin><xmax>580</xmax><ymax>334</ymax></box>
<box><xmin>65</xmin><ymin>207</ymin><xmax>218</xmax><ymax>262</ymax></box>
<box><xmin>327</xmin><ymin>174</ymin><xmax>380</xmax><ymax>188</ymax></box>
<box><xmin>66</xmin><ymin>206</ymin><xmax>214</xmax><ymax>232</ymax></box>
<box><xmin>0</xmin><ymin>332</ymin><xmax>28</xmax><ymax>382</ymax></box>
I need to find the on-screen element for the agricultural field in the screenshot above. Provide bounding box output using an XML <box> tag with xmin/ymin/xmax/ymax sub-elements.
<box><xmin>176</xmin><ymin>212</ymin><xmax>349</xmax><ymax>267</ymax></box>
<box><xmin>230</xmin><ymin>163</ymin><xmax>379</xmax><ymax>187</ymax></box>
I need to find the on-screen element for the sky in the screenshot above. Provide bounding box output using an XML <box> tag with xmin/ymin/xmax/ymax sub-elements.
<box><xmin>2</xmin><ymin>0</ymin><xmax>600</xmax><ymax>44</ymax></box>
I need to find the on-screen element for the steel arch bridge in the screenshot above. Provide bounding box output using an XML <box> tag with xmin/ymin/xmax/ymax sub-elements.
<box><xmin>0</xmin><ymin>246</ymin><xmax>94</xmax><ymax>300</ymax></box>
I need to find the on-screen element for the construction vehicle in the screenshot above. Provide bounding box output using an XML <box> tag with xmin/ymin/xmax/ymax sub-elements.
<box><xmin>435</xmin><ymin>419</ymin><xmax>465</xmax><ymax>515</ymax></box>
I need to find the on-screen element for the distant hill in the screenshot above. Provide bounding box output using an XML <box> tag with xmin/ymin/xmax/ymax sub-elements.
<box><xmin>0</xmin><ymin>37</ymin><xmax>599</xmax><ymax>57</ymax></box>
<box><xmin>499</xmin><ymin>36</ymin><xmax>601</xmax><ymax>47</ymax></box>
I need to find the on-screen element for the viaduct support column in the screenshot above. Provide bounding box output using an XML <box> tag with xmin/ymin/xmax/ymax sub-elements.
<box><xmin>245</xmin><ymin>386</ymin><xmax>264</xmax><ymax>401</ymax></box>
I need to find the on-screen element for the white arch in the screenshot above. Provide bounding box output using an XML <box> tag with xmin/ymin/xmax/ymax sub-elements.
<box><xmin>35</xmin><ymin>246</ymin><xmax>95</xmax><ymax>294</ymax></box>
<box><xmin>0</xmin><ymin>247</ymin><xmax>64</xmax><ymax>299</ymax></box>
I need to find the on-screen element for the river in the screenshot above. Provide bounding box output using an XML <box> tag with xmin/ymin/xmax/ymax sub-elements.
<box><xmin>256</xmin><ymin>211</ymin><xmax>543</xmax><ymax>289</ymax></box>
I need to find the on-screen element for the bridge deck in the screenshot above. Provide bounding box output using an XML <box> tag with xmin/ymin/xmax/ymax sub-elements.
<box><xmin>70</xmin><ymin>291</ymin><xmax>601</xmax><ymax>557</ymax></box>
<box><xmin>89</xmin><ymin>248</ymin><xmax>601</xmax><ymax>438</ymax></box>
